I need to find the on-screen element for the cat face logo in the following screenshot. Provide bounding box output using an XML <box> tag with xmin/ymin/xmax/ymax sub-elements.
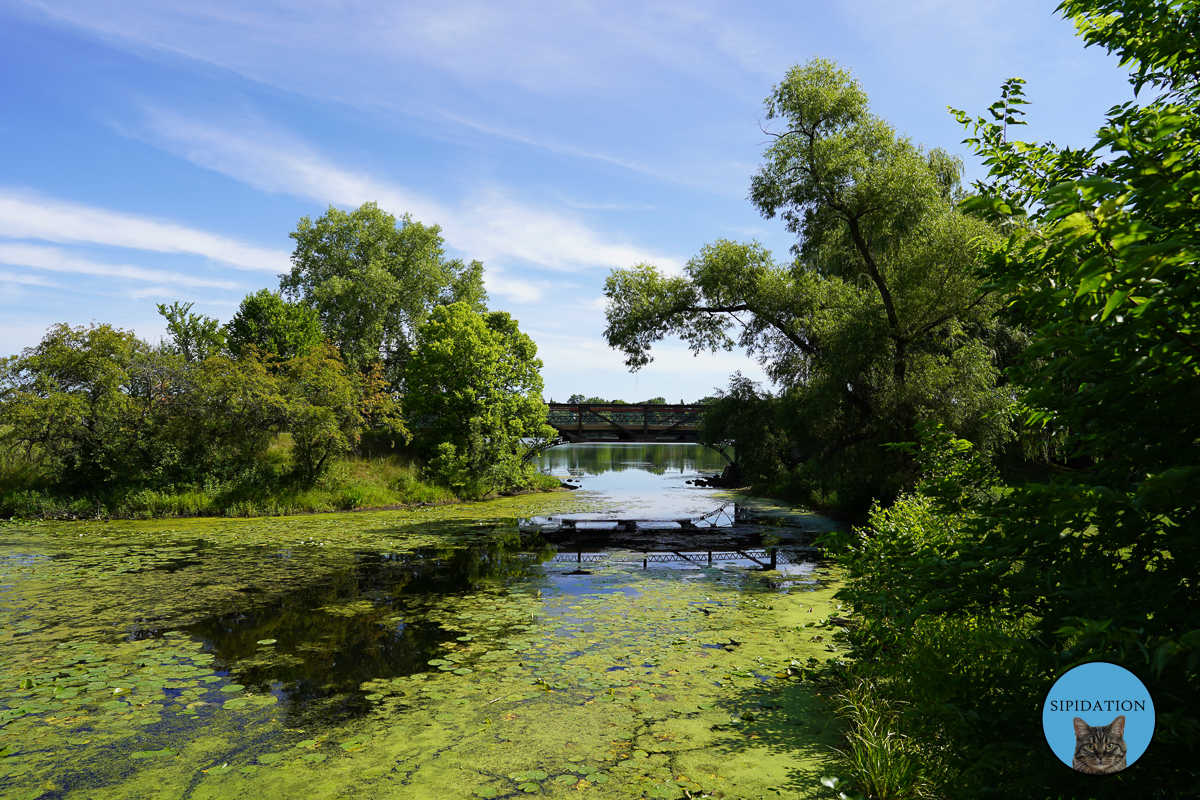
<box><xmin>1042</xmin><ymin>662</ymin><xmax>1154</xmax><ymax>773</ymax></box>
<box><xmin>1072</xmin><ymin>715</ymin><xmax>1127</xmax><ymax>775</ymax></box>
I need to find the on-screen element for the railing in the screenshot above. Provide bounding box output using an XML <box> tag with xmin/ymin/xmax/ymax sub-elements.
<box><xmin>544</xmin><ymin>403</ymin><xmax>704</xmax><ymax>441</ymax></box>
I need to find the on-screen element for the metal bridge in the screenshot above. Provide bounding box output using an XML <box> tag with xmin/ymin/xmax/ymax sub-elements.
<box><xmin>545</xmin><ymin>403</ymin><xmax>703</xmax><ymax>443</ymax></box>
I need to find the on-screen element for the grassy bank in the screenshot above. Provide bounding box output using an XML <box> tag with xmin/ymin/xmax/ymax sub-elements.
<box><xmin>0</xmin><ymin>434</ymin><xmax>561</xmax><ymax>520</ymax></box>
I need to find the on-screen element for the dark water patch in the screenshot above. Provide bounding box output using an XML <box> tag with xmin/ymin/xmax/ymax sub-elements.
<box><xmin>176</xmin><ymin>537</ymin><xmax>557</xmax><ymax>726</ymax></box>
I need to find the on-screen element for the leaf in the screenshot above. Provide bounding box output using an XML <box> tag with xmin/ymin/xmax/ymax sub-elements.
<box><xmin>131</xmin><ymin>748</ymin><xmax>175</xmax><ymax>759</ymax></box>
<box><xmin>1100</xmin><ymin>288</ymin><xmax>1132</xmax><ymax>320</ymax></box>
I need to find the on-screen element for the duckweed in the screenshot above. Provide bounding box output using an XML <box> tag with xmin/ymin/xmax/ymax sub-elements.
<box><xmin>1</xmin><ymin>485</ymin><xmax>844</xmax><ymax>798</ymax></box>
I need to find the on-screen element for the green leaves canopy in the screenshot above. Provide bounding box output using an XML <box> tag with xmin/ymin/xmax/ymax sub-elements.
<box><xmin>282</xmin><ymin>202</ymin><xmax>487</xmax><ymax>383</ymax></box>
<box><xmin>604</xmin><ymin>58</ymin><xmax>1011</xmax><ymax>509</ymax></box>
<box><xmin>157</xmin><ymin>302</ymin><xmax>226</xmax><ymax>363</ymax></box>
<box><xmin>403</xmin><ymin>303</ymin><xmax>554</xmax><ymax>494</ymax></box>
<box><xmin>871</xmin><ymin>0</ymin><xmax>1200</xmax><ymax>791</ymax></box>
<box><xmin>0</xmin><ymin>323</ymin><xmax>365</xmax><ymax>492</ymax></box>
<box><xmin>226</xmin><ymin>289</ymin><xmax>325</xmax><ymax>361</ymax></box>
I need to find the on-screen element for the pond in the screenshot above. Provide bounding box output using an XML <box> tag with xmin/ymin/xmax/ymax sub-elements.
<box><xmin>0</xmin><ymin>444</ymin><xmax>847</xmax><ymax>800</ymax></box>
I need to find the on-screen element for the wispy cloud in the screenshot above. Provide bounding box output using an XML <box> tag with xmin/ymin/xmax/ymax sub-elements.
<box><xmin>19</xmin><ymin>0</ymin><xmax>781</xmax><ymax>95</ymax></box>
<box><xmin>15</xmin><ymin>0</ymin><xmax>777</xmax><ymax>195</ymax></box>
<box><xmin>0</xmin><ymin>271</ymin><xmax>57</xmax><ymax>288</ymax></box>
<box><xmin>0</xmin><ymin>190</ymin><xmax>289</xmax><ymax>272</ymax></box>
<box><xmin>0</xmin><ymin>243</ymin><xmax>244</xmax><ymax>289</ymax></box>
<box><xmin>138</xmin><ymin>112</ymin><xmax>683</xmax><ymax>280</ymax></box>
<box><xmin>483</xmin><ymin>270</ymin><xmax>547</xmax><ymax>305</ymax></box>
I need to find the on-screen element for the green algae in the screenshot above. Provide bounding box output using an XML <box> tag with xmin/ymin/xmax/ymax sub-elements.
<box><xmin>1</xmin><ymin>492</ymin><xmax>846</xmax><ymax>799</ymax></box>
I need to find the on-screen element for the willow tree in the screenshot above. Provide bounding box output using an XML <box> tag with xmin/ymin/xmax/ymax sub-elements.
<box><xmin>604</xmin><ymin>59</ymin><xmax>1012</xmax><ymax>510</ymax></box>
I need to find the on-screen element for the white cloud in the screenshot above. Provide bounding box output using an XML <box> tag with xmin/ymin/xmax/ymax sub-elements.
<box><xmin>483</xmin><ymin>270</ymin><xmax>547</xmax><ymax>305</ymax></box>
<box><xmin>0</xmin><ymin>271</ymin><xmax>56</xmax><ymax>287</ymax></box>
<box><xmin>20</xmin><ymin>0</ymin><xmax>780</xmax><ymax>96</ymax></box>
<box><xmin>0</xmin><ymin>243</ymin><xmax>243</xmax><ymax>289</ymax></box>
<box><xmin>137</xmin><ymin>113</ymin><xmax>683</xmax><ymax>278</ymax></box>
<box><xmin>0</xmin><ymin>190</ymin><xmax>289</xmax><ymax>272</ymax></box>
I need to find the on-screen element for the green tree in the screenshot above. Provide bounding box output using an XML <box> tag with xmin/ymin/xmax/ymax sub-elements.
<box><xmin>157</xmin><ymin>301</ymin><xmax>226</xmax><ymax>362</ymax></box>
<box><xmin>402</xmin><ymin>303</ymin><xmax>554</xmax><ymax>495</ymax></box>
<box><xmin>163</xmin><ymin>350</ymin><xmax>289</xmax><ymax>482</ymax></box>
<box><xmin>226</xmin><ymin>289</ymin><xmax>325</xmax><ymax>361</ymax></box>
<box><xmin>0</xmin><ymin>324</ymin><xmax>290</xmax><ymax>491</ymax></box>
<box><xmin>604</xmin><ymin>59</ymin><xmax>1012</xmax><ymax>510</ymax></box>
<box><xmin>874</xmin><ymin>0</ymin><xmax>1200</xmax><ymax>793</ymax></box>
<box><xmin>0</xmin><ymin>323</ymin><xmax>161</xmax><ymax>490</ymax></box>
<box><xmin>279</xmin><ymin>344</ymin><xmax>364</xmax><ymax>482</ymax></box>
<box><xmin>282</xmin><ymin>202</ymin><xmax>487</xmax><ymax>383</ymax></box>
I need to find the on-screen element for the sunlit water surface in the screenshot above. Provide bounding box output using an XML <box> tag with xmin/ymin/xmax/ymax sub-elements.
<box><xmin>0</xmin><ymin>444</ymin><xmax>845</xmax><ymax>800</ymax></box>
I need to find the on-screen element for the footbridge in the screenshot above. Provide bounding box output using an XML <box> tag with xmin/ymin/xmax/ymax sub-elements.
<box><xmin>545</xmin><ymin>403</ymin><xmax>704</xmax><ymax>443</ymax></box>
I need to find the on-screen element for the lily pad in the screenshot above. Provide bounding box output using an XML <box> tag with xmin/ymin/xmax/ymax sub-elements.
<box><xmin>130</xmin><ymin>748</ymin><xmax>175</xmax><ymax>759</ymax></box>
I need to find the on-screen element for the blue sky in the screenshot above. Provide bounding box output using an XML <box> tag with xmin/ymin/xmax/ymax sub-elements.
<box><xmin>0</xmin><ymin>0</ymin><xmax>1134</xmax><ymax>401</ymax></box>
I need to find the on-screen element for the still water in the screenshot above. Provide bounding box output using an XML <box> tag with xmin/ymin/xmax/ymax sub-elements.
<box><xmin>0</xmin><ymin>444</ymin><xmax>845</xmax><ymax>800</ymax></box>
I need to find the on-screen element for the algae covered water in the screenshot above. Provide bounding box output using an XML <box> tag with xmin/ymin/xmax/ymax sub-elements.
<box><xmin>0</xmin><ymin>444</ymin><xmax>846</xmax><ymax>799</ymax></box>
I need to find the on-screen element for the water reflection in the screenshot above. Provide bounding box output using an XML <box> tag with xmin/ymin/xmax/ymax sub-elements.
<box><xmin>180</xmin><ymin>532</ymin><xmax>557</xmax><ymax>725</ymax></box>
<box><xmin>537</xmin><ymin>443</ymin><xmax>730</xmax><ymax>520</ymax></box>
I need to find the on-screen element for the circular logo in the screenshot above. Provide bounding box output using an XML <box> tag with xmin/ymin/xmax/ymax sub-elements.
<box><xmin>1042</xmin><ymin>661</ymin><xmax>1155</xmax><ymax>774</ymax></box>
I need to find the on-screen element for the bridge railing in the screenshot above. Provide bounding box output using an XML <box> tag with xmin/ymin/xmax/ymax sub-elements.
<box><xmin>545</xmin><ymin>404</ymin><xmax>704</xmax><ymax>428</ymax></box>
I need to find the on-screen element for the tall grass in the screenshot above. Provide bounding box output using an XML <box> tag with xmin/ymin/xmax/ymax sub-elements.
<box><xmin>830</xmin><ymin>678</ymin><xmax>942</xmax><ymax>800</ymax></box>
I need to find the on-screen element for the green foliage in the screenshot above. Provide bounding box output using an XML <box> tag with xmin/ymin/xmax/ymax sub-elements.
<box><xmin>0</xmin><ymin>320</ymin><xmax>373</xmax><ymax>501</ymax></box>
<box><xmin>563</xmin><ymin>394</ymin><xmax>647</xmax><ymax>404</ymax></box>
<box><xmin>827</xmin><ymin>2</ymin><xmax>1200</xmax><ymax>794</ymax></box>
<box><xmin>282</xmin><ymin>202</ymin><xmax>487</xmax><ymax>383</ymax></box>
<box><xmin>157</xmin><ymin>302</ymin><xmax>226</xmax><ymax>362</ymax></box>
<box><xmin>0</xmin><ymin>323</ymin><xmax>163</xmax><ymax>490</ymax></box>
<box><xmin>822</xmin><ymin>489</ymin><xmax>1039</xmax><ymax>798</ymax></box>
<box><xmin>403</xmin><ymin>303</ymin><xmax>555</xmax><ymax>496</ymax></box>
<box><xmin>226</xmin><ymin>289</ymin><xmax>325</xmax><ymax>360</ymax></box>
<box><xmin>280</xmin><ymin>345</ymin><xmax>364</xmax><ymax>482</ymax></box>
<box><xmin>604</xmin><ymin>59</ymin><xmax>1015</xmax><ymax>513</ymax></box>
<box><xmin>163</xmin><ymin>351</ymin><xmax>290</xmax><ymax>481</ymax></box>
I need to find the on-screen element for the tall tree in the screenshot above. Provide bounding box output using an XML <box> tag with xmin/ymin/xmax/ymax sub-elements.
<box><xmin>282</xmin><ymin>202</ymin><xmax>487</xmax><ymax>384</ymax></box>
<box><xmin>402</xmin><ymin>303</ymin><xmax>554</xmax><ymax>495</ymax></box>
<box><xmin>604</xmin><ymin>59</ymin><xmax>1011</xmax><ymax>509</ymax></box>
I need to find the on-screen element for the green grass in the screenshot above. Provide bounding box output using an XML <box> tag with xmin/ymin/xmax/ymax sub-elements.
<box><xmin>0</xmin><ymin>435</ymin><xmax>560</xmax><ymax>520</ymax></box>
